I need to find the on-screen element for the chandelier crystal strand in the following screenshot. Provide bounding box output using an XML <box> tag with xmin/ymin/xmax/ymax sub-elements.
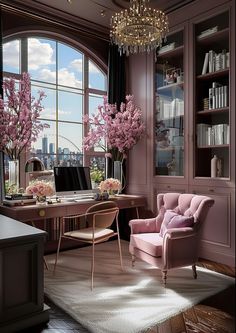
<box><xmin>110</xmin><ymin>0</ymin><xmax>169</xmax><ymax>56</ymax></box>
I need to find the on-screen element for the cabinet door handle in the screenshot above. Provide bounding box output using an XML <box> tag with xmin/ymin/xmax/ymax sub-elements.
<box><xmin>208</xmin><ymin>189</ymin><xmax>214</xmax><ymax>192</ymax></box>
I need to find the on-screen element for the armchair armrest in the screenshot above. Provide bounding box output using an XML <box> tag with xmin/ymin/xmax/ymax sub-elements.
<box><xmin>164</xmin><ymin>227</ymin><xmax>196</xmax><ymax>240</ymax></box>
<box><xmin>163</xmin><ymin>227</ymin><xmax>198</xmax><ymax>269</ymax></box>
<box><xmin>129</xmin><ymin>218</ymin><xmax>157</xmax><ymax>234</ymax></box>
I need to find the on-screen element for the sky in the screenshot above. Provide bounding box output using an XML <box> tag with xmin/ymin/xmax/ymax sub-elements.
<box><xmin>3</xmin><ymin>38</ymin><xmax>107</xmax><ymax>152</ymax></box>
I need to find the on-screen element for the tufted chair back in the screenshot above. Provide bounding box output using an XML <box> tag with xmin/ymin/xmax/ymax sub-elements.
<box><xmin>157</xmin><ymin>193</ymin><xmax>214</xmax><ymax>231</ymax></box>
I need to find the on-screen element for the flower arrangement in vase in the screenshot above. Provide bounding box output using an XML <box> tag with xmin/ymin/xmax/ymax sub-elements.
<box><xmin>0</xmin><ymin>72</ymin><xmax>48</xmax><ymax>191</ymax></box>
<box><xmin>94</xmin><ymin>178</ymin><xmax>121</xmax><ymax>200</ymax></box>
<box><xmin>83</xmin><ymin>95</ymin><xmax>145</xmax><ymax>163</ymax></box>
<box><xmin>26</xmin><ymin>180</ymin><xmax>55</xmax><ymax>204</ymax></box>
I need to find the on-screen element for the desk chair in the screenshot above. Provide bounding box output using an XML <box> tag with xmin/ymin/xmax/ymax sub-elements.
<box><xmin>54</xmin><ymin>201</ymin><xmax>123</xmax><ymax>290</ymax></box>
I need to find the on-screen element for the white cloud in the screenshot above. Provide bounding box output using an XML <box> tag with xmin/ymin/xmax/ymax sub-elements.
<box><xmin>3</xmin><ymin>40</ymin><xmax>20</xmax><ymax>69</ymax></box>
<box><xmin>38</xmin><ymin>68</ymin><xmax>56</xmax><ymax>83</ymax></box>
<box><xmin>89</xmin><ymin>61</ymin><xmax>102</xmax><ymax>74</ymax></box>
<box><xmin>41</xmin><ymin>107</ymin><xmax>71</xmax><ymax>120</ymax></box>
<box><xmin>28</xmin><ymin>38</ymin><xmax>54</xmax><ymax>70</ymax></box>
<box><xmin>70</xmin><ymin>59</ymin><xmax>83</xmax><ymax>72</ymax></box>
<box><xmin>71</xmin><ymin>58</ymin><xmax>101</xmax><ymax>74</ymax></box>
<box><xmin>39</xmin><ymin>68</ymin><xmax>82</xmax><ymax>88</ymax></box>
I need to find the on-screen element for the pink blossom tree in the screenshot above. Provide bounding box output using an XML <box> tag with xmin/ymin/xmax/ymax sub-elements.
<box><xmin>0</xmin><ymin>72</ymin><xmax>48</xmax><ymax>160</ymax></box>
<box><xmin>83</xmin><ymin>95</ymin><xmax>145</xmax><ymax>161</ymax></box>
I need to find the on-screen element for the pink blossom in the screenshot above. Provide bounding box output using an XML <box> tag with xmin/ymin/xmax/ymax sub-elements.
<box><xmin>0</xmin><ymin>72</ymin><xmax>48</xmax><ymax>160</ymax></box>
<box><xmin>83</xmin><ymin>95</ymin><xmax>145</xmax><ymax>161</ymax></box>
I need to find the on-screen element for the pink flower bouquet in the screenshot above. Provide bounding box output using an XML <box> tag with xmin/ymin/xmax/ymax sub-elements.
<box><xmin>99</xmin><ymin>178</ymin><xmax>121</xmax><ymax>195</ymax></box>
<box><xmin>26</xmin><ymin>181</ymin><xmax>55</xmax><ymax>197</ymax></box>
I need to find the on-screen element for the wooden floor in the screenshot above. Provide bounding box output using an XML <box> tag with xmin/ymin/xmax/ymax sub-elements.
<box><xmin>19</xmin><ymin>259</ymin><xmax>235</xmax><ymax>333</ymax></box>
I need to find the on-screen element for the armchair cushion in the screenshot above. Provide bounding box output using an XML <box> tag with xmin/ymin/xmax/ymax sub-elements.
<box><xmin>160</xmin><ymin>210</ymin><xmax>194</xmax><ymax>237</ymax></box>
<box><xmin>130</xmin><ymin>233</ymin><xmax>163</xmax><ymax>257</ymax></box>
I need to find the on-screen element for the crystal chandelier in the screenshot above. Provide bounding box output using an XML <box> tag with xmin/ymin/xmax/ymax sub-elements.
<box><xmin>110</xmin><ymin>0</ymin><xmax>169</xmax><ymax>56</ymax></box>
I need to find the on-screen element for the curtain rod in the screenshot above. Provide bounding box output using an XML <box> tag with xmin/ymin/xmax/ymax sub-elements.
<box><xmin>0</xmin><ymin>3</ymin><xmax>109</xmax><ymax>42</ymax></box>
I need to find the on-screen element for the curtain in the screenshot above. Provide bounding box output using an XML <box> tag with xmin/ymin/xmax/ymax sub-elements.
<box><xmin>108</xmin><ymin>44</ymin><xmax>126</xmax><ymax>107</ymax></box>
<box><xmin>107</xmin><ymin>44</ymin><xmax>126</xmax><ymax>186</ymax></box>
<box><xmin>0</xmin><ymin>7</ymin><xmax>4</xmax><ymax>202</ymax></box>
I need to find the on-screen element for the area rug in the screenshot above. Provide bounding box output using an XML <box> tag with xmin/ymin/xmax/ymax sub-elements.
<box><xmin>44</xmin><ymin>240</ymin><xmax>234</xmax><ymax>333</ymax></box>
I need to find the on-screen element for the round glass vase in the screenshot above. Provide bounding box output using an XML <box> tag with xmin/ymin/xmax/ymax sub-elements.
<box><xmin>36</xmin><ymin>195</ymin><xmax>47</xmax><ymax>205</ymax></box>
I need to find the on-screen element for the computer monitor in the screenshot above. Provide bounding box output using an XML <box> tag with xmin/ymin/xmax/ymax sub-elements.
<box><xmin>54</xmin><ymin>166</ymin><xmax>94</xmax><ymax>197</ymax></box>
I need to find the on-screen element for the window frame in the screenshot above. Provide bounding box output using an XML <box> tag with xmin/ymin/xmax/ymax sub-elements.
<box><xmin>2</xmin><ymin>33</ymin><xmax>108</xmax><ymax>188</ymax></box>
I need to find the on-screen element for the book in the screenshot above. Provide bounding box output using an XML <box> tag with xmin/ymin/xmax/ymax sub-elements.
<box><xmin>158</xmin><ymin>42</ymin><xmax>175</xmax><ymax>54</ymax></box>
<box><xmin>198</xmin><ymin>26</ymin><xmax>218</xmax><ymax>39</ymax></box>
<box><xmin>202</xmin><ymin>52</ymin><xmax>209</xmax><ymax>74</ymax></box>
<box><xmin>3</xmin><ymin>198</ymin><xmax>37</xmax><ymax>206</ymax></box>
<box><xmin>5</xmin><ymin>194</ymin><xmax>33</xmax><ymax>200</ymax></box>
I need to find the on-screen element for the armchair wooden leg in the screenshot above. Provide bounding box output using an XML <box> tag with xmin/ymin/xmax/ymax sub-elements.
<box><xmin>162</xmin><ymin>270</ymin><xmax>167</xmax><ymax>286</ymax></box>
<box><xmin>192</xmin><ymin>264</ymin><xmax>197</xmax><ymax>279</ymax></box>
<box><xmin>131</xmin><ymin>255</ymin><xmax>135</xmax><ymax>267</ymax></box>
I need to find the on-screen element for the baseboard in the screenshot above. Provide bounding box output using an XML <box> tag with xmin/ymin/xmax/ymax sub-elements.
<box><xmin>0</xmin><ymin>304</ymin><xmax>50</xmax><ymax>333</ymax></box>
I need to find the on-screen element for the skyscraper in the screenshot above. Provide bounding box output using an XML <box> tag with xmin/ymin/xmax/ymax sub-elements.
<box><xmin>42</xmin><ymin>136</ymin><xmax>48</xmax><ymax>154</ymax></box>
<box><xmin>49</xmin><ymin>143</ymin><xmax>55</xmax><ymax>155</ymax></box>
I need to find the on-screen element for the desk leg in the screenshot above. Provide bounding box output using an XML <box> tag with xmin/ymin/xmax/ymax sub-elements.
<box><xmin>135</xmin><ymin>207</ymin><xmax>140</xmax><ymax>219</ymax></box>
<box><xmin>31</xmin><ymin>220</ymin><xmax>49</xmax><ymax>270</ymax></box>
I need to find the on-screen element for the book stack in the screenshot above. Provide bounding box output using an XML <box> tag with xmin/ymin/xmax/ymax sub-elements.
<box><xmin>202</xmin><ymin>49</ymin><xmax>229</xmax><ymax>74</ymax></box>
<box><xmin>158</xmin><ymin>42</ymin><xmax>175</xmax><ymax>54</ymax></box>
<box><xmin>202</xmin><ymin>97</ymin><xmax>209</xmax><ymax>110</ymax></box>
<box><xmin>209</xmin><ymin>82</ymin><xmax>228</xmax><ymax>109</ymax></box>
<box><xmin>3</xmin><ymin>193</ymin><xmax>36</xmax><ymax>206</ymax></box>
<box><xmin>197</xmin><ymin>123</ymin><xmax>229</xmax><ymax>146</ymax></box>
<box><xmin>198</xmin><ymin>26</ymin><xmax>218</xmax><ymax>39</ymax></box>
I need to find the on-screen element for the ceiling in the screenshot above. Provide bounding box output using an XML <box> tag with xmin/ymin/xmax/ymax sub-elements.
<box><xmin>30</xmin><ymin>0</ymin><xmax>194</xmax><ymax>28</ymax></box>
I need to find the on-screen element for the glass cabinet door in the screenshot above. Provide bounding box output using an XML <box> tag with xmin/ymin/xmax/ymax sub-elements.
<box><xmin>155</xmin><ymin>30</ymin><xmax>184</xmax><ymax>176</ymax></box>
<box><xmin>194</xmin><ymin>11</ymin><xmax>229</xmax><ymax>179</ymax></box>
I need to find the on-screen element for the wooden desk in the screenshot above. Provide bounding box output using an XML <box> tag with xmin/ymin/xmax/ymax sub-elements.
<box><xmin>0</xmin><ymin>195</ymin><xmax>146</xmax><ymax>223</ymax></box>
<box><xmin>0</xmin><ymin>215</ymin><xmax>49</xmax><ymax>332</ymax></box>
<box><xmin>0</xmin><ymin>195</ymin><xmax>146</xmax><ymax>249</ymax></box>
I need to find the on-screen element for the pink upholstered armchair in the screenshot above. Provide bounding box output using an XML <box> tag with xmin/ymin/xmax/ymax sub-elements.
<box><xmin>129</xmin><ymin>193</ymin><xmax>214</xmax><ymax>285</ymax></box>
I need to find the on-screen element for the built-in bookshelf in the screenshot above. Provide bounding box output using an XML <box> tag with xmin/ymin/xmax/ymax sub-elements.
<box><xmin>194</xmin><ymin>11</ymin><xmax>229</xmax><ymax>178</ymax></box>
<box><xmin>155</xmin><ymin>30</ymin><xmax>184</xmax><ymax>176</ymax></box>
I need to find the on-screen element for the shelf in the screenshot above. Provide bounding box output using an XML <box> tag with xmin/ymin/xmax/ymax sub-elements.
<box><xmin>156</xmin><ymin>45</ymin><xmax>184</xmax><ymax>58</ymax></box>
<box><xmin>157</xmin><ymin>82</ymin><xmax>184</xmax><ymax>91</ymax></box>
<box><xmin>157</xmin><ymin>145</ymin><xmax>184</xmax><ymax>151</ymax></box>
<box><xmin>196</xmin><ymin>68</ymin><xmax>229</xmax><ymax>80</ymax></box>
<box><xmin>197</xmin><ymin>144</ymin><xmax>229</xmax><ymax>149</ymax></box>
<box><xmin>196</xmin><ymin>28</ymin><xmax>229</xmax><ymax>45</ymax></box>
<box><xmin>197</xmin><ymin>107</ymin><xmax>229</xmax><ymax>115</ymax></box>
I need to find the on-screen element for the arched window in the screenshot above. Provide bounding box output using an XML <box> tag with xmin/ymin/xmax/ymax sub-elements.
<box><xmin>3</xmin><ymin>36</ymin><xmax>107</xmax><ymax>187</ymax></box>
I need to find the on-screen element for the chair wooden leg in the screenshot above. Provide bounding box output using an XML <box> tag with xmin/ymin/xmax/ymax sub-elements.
<box><xmin>131</xmin><ymin>255</ymin><xmax>135</xmax><ymax>267</ymax></box>
<box><xmin>44</xmin><ymin>258</ymin><xmax>49</xmax><ymax>270</ymax></box>
<box><xmin>91</xmin><ymin>241</ymin><xmax>95</xmax><ymax>291</ymax></box>
<box><xmin>162</xmin><ymin>270</ymin><xmax>167</xmax><ymax>287</ymax></box>
<box><xmin>117</xmin><ymin>235</ymin><xmax>123</xmax><ymax>270</ymax></box>
<box><xmin>53</xmin><ymin>235</ymin><xmax>62</xmax><ymax>273</ymax></box>
<box><xmin>192</xmin><ymin>264</ymin><xmax>197</xmax><ymax>279</ymax></box>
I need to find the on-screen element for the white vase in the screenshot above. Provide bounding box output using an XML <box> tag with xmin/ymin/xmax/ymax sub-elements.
<box><xmin>211</xmin><ymin>155</ymin><xmax>222</xmax><ymax>178</ymax></box>
<box><xmin>8</xmin><ymin>159</ymin><xmax>20</xmax><ymax>190</ymax></box>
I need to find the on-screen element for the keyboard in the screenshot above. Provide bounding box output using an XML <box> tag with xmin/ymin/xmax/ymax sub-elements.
<box><xmin>61</xmin><ymin>195</ymin><xmax>94</xmax><ymax>202</ymax></box>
